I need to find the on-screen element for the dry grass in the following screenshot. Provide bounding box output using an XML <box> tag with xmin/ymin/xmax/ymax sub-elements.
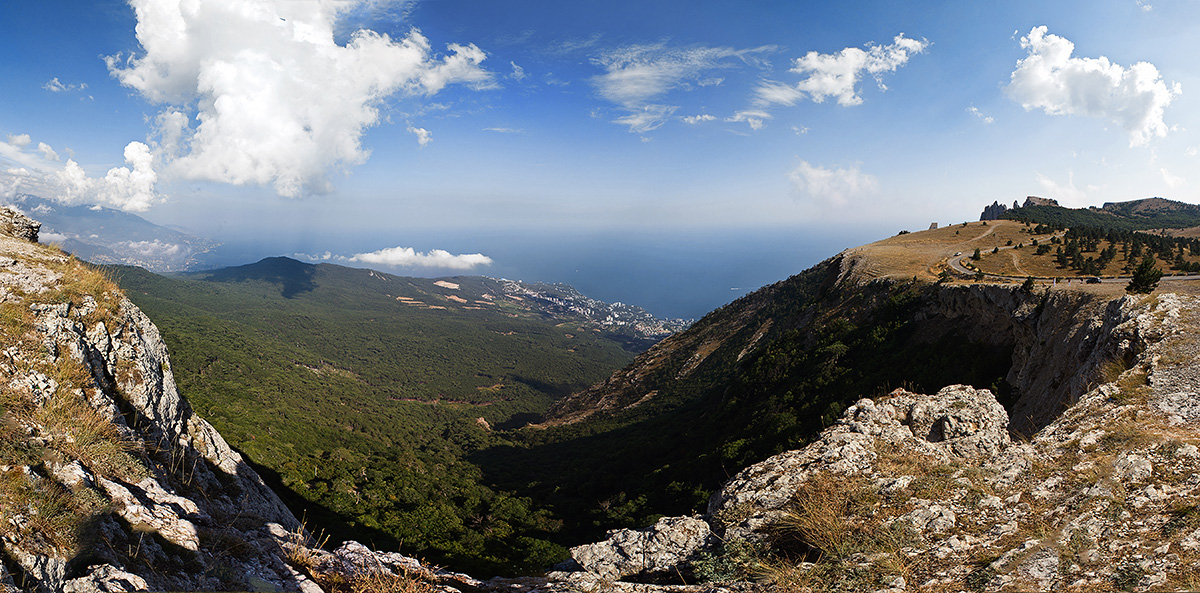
<box><xmin>775</xmin><ymin>474</ymin><xmax>911</xmax><ymax>563</ymax></box>
<box><xmin>0</xmin><ymin>466</ymin><xmax>104</xmax><ymax>554</ymax></box>
<box><xmin>857</xmin><ymin>220</ymin><xmax>1053</xmax><ymax>281</ymax></box>
<box><xmin>283</xmin><ymin>520</ymin><xmax>332</xmax><ymax>572</ymax></box>
<box><xmin>312</xmin><ymin>570</ymin><xmax>436</xmax><ymax>593</ymax></box>
<box><xmin>40</xmin><ymin>255</ymin><xmax>123</xmax><ymax>321</ymax></box>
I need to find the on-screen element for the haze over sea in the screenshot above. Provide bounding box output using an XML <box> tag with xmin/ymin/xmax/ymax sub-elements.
<box><xmin>194</xmin><ymin>225</ymin><xmax>889</xmax><ymax>320</ymax></box>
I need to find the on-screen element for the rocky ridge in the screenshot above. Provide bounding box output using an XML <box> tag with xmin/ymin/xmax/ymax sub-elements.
<box><xmin>6</xmin><ymin>203</ymin><xmax>1200</xmax><ymax>592</ymax></box>
<box><xmin>541</xmin><ymin>290</ymin><xmax>1200</xmax><ymax>592</ymax></box>
<box><xmin>0</xmin><ymin>208</ymin><xmax>308</xmax><ymax>592</ymax></box>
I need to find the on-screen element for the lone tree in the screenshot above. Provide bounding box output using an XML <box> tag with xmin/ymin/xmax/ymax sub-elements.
<box><xmin>971</xmin><ymin>247</ymin><xmax>981</xmax><ymax>261</ymax></box>
<box><xmin>1126</xmin><ymin>256</ymin><xmax>1163</xmax><ymax>294</ymax></box>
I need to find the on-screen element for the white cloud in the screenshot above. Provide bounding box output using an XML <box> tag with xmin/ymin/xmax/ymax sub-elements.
<box><xmin>408</xmin><ymin>126</ymin><xmax>432</xmax><ymax>147</ymax></box>
<box><xmin>967</xmin><ymin>106</ymin><xmax>994</xmax><ymax>124</ymax></box>
<box><xmin>681</xmin><ymin>114</ymin><xmax>715</xmax><ymax>125</ymax></box>
<box><xmin>483</xmin><ymin>127</ymin><xmax>524</xmax><ymax>134</ymax></box>
<box><xmin>1162</xmin><ymin>168</ymin><xmax>1184</xmax><ymax>188</ymax></box>
<box><xmin>6</xmin><ymin>134</ymin><xmax>32</xmax><ymax>148</ymax></box>
<box><xmin>510</xmin><ymin>61</ymin><xmax>526</xmax><ymax>81</ymax></box>
<box><xmin>1137</xmin><ymin>0</ymin><xmax>1152</xmax><ymax>11</ymax></box>
<box><xmin>43</xmin><ymin>78</ymin><xmax>88</xmax><ymax>93</ymax></box>
<box><xmin>1007</xmin><ymin>26</ymin><xmax>1180</xmax><ymax>147</ymax></box>
<box><xmin>122</xmin><ymin>239</ymin><xmax>183</xmax><ymax>257</ymax></box>
<box><xmin>613</xmin><ymin>105</ymin><xmax>678</xmax><ymax>134</ymax></box>
<box><xmin>53</xmin><ymin>142</ymin><xmax>162</xmax><ymax>212</ymax></box>
<box><xmin>759</xmin><ymin>34</ymin><xmax>928</xmax><ymax>107</ymax></box>
<box><xmin>726</xmin><ymin>110</ymin><xmax>771</xmax><ymax>131</ymax></box>
<box><xmin>593</xmin><ymin>43</ymin><xmax>771</xmax><ymax>133</ymax></box>
<box><xmin>787</xmin><ymin>161</ymin><xmax>878</xmax><ymax>208</ymax></box>
<box><xmin>37</xmin><ymin>143</ymin><xmax>59</xmax><ymax>162</ymax></box>
<box><xmin>350</xmin><ymin>246</ymin><xmax>493</xmax><ymax>269</ymax></box>
<box><xmin>1035</xmin><ymin>170</ymin><xmax>1087</xmax><ymax>205</ymax></box>
<box><xmin>107</xmin><ymin>0</ymin><xmax>495</xmax><ymax>197</ymax></box>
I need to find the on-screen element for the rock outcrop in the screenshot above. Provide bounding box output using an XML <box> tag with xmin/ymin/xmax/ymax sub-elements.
<box><xmin>0</xmin><ymin>208</ymin><xmax>305</xmax><ymax>592</ymax></box>
<box><xmin>550</xmin><ymin>290</ymin><xmax>1200</xmax><ymax>592</ymax></box>
<box><xmin>979</xmin><ymin>200</ymin><xmax>1008</xmax><ymax>221</ymax></box>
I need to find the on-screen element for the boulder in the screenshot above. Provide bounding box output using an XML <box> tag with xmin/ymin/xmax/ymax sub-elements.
<box><xmin>569</xmin><ymin>516</ymin><xmax>714</xmax><ymax>582</ymax></box>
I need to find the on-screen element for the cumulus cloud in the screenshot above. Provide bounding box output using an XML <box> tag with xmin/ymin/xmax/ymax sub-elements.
<box><xmin>593</xmin><ymin>43</ymin><xmax>771</xmax><ymax>133</ymax></box>
<box><xmin>787</xmin><ymin>161</ymin><xmax>878</xmax><ymax>209</ymax></box>
<box><xmin>6</xmin><ymin>134</ymin><xmax>32</xmax><ymax>148</ymax></box>
<box><xmin>37</xmin><ymin>143</ymin><xmax>59</xmax><ymax>162</ymax></box>
<box><xmin>758</xmin><ymin>34</ymin><xmax>928</xmax><ymax>108</ymax></box>
<box><xmin>106</xmin><ymin>0</ymin><xmax>495</xmax><ymax>197</ymax></box>
<box><xmin>350</xmin><ymin>246</ymin><xmax>494</xmax><ymax>269</ymax></box>
<box><xmin>1007</xmin><ymin>26</ymin><xmax>1180</xmax><ymax>147</ymax></box>
<box><xmin>681</xmin><ymin>114</ymin><xmax>715</xmax><ymax>125</ymax></box>
<box><xmin>122</xmin><ymin>239</ymin><xmax>183</xmax><ymax>257</ymax></box>
<box><xmin>408</xmin><ymin>126</ymin><xmax>432</xmax><ymax>147</ymax></box>
<box><xmin>43</xmin><ymin>78</ymin><xmax>88</xmax><ymax>93</ymax></box>
<box><xmin>52</xmin><ymin>142</ymin><xmax>161</xmax><ymax>212</ymax></box>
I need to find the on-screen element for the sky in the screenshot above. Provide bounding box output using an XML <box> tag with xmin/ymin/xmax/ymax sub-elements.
<box><xmin>3</xmin><ymin>0</ymin><xmax>1200</xmax><ymax>315</ymax></box>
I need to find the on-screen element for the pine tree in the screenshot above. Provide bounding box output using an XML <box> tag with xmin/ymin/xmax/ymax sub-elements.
<box><xmin>1126</xmin><ymin>256</ymin><xmax>1162</xmax><ymax>294</ymax></box>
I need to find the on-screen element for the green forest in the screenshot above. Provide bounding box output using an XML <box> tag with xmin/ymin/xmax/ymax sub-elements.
<box><xmin>112</xmin><ymin>255</ymin><xmax>1029</xmax><ymax>578</ymax></box>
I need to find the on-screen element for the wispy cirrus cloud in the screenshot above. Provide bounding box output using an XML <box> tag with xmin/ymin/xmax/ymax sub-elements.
<box><xmin>1007</xmin><ymin>26</ymin><xmax>1180</xmax><ymax>147</ymax></box>
<box><xmin>757</xmin><ymin>34</ymin><xmax>928</xmax><ymax>108</ymax></box>
<box><xmin>592</xmin><ymin>43</ymin><xmax>772</xmax><ymax>133</ymax></box>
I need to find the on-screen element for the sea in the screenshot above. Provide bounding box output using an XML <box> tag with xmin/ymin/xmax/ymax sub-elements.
<box><xmin>194</xmin><ymin>225</ymin><xmax>892</xmax><ymax>321</ymax></box>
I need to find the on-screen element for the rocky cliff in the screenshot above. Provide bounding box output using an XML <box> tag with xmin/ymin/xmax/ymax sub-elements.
<box><xmin>0</xmin><ymin>208</ymin><xmax>310</xmax><ymax>592</ymax></box>
<box><xmin>531</xmin><ymin>267</ymin><xmax>1200</xmax><ymax>592</ymax></box>
<box><xmin>6</xmin><ymin>203</ymin><xmax>1200</xmax><ymax>592</ymax></box>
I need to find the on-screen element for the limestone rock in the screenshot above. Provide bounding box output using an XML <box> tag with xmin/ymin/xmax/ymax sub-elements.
<box><xmin>61</xmin><ymin>565</ymin><xmax>149</xmax><ymax>593</ymax></box>
<box><xmin>710</xmin><ymin>385</ymin><xmax>1009</xmax><ymax>541</ymax></box>
<box><xmin>569</xmin><ymin>516</ymin><xmax>713</xmax><ymax>582</ymax></box>
<box><xmin>0</xmin><ymin>207</ymin><xmax>39</xmax><ymax>242</ymax></box>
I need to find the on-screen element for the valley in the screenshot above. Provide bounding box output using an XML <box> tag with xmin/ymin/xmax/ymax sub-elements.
<box><xmin>9</xmin><ymin>197</ymin><xmax>1200</xmax><ymax>591</ymax></box>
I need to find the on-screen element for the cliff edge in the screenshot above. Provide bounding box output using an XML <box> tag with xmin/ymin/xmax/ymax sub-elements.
<box><xmin>0</xmin><ymin>207</ymin><xmax>308</xmax><ymax>592</ymax></box>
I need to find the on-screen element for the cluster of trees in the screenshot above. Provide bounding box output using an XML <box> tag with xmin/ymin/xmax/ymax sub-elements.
<box><xmin>109</xmin><ymin>263</ymin><xmax>642</xmax><ymax>576</ymax></box>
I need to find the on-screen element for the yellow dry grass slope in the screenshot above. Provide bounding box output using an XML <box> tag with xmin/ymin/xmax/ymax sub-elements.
<box><xmin>848</xmin><ymin>220</ymin><xmax>1054</xmax><ymax>281</ymax></box>
<box><xmin>848</xmin><ymin>220</ymin><xmax>1200</xmax><ymax>296</ymax></box>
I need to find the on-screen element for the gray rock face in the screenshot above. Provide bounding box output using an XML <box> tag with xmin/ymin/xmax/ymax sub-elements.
<box><xmin>0</xmin><ymin>222</ymin><xmax>302</xmax><ymax>592</ymax></box>
<box><xmin>709</xmin><ymin>385</ymin><xmax>1010</xmax><ymax>541</ymax></box>
<box><xmin>0</xmin><ymin>206</ymin><xmax>39</xmax><ymax>242</ymax></box>
<box><xmin>569</xmin><ymin>516</ymin><xmax>714</xmax><ymax>582</ymax></box>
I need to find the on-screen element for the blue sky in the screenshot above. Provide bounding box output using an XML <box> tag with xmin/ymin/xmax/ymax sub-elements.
<box><xmin>2</xmin><ymin>0</ymin><xmax>1200</xmax><ymax>280</ymax></box>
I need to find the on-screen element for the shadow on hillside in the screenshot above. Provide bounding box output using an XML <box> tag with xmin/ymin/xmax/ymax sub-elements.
<box><xmin>239</xmin><ymin>454</ymin><xmax>403</xmax><ymax>553</ymax></box>
<box><xmin>203</xmin><ymin>257</ymin><xmax>318</xmax><ymax>298</ymax></box>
